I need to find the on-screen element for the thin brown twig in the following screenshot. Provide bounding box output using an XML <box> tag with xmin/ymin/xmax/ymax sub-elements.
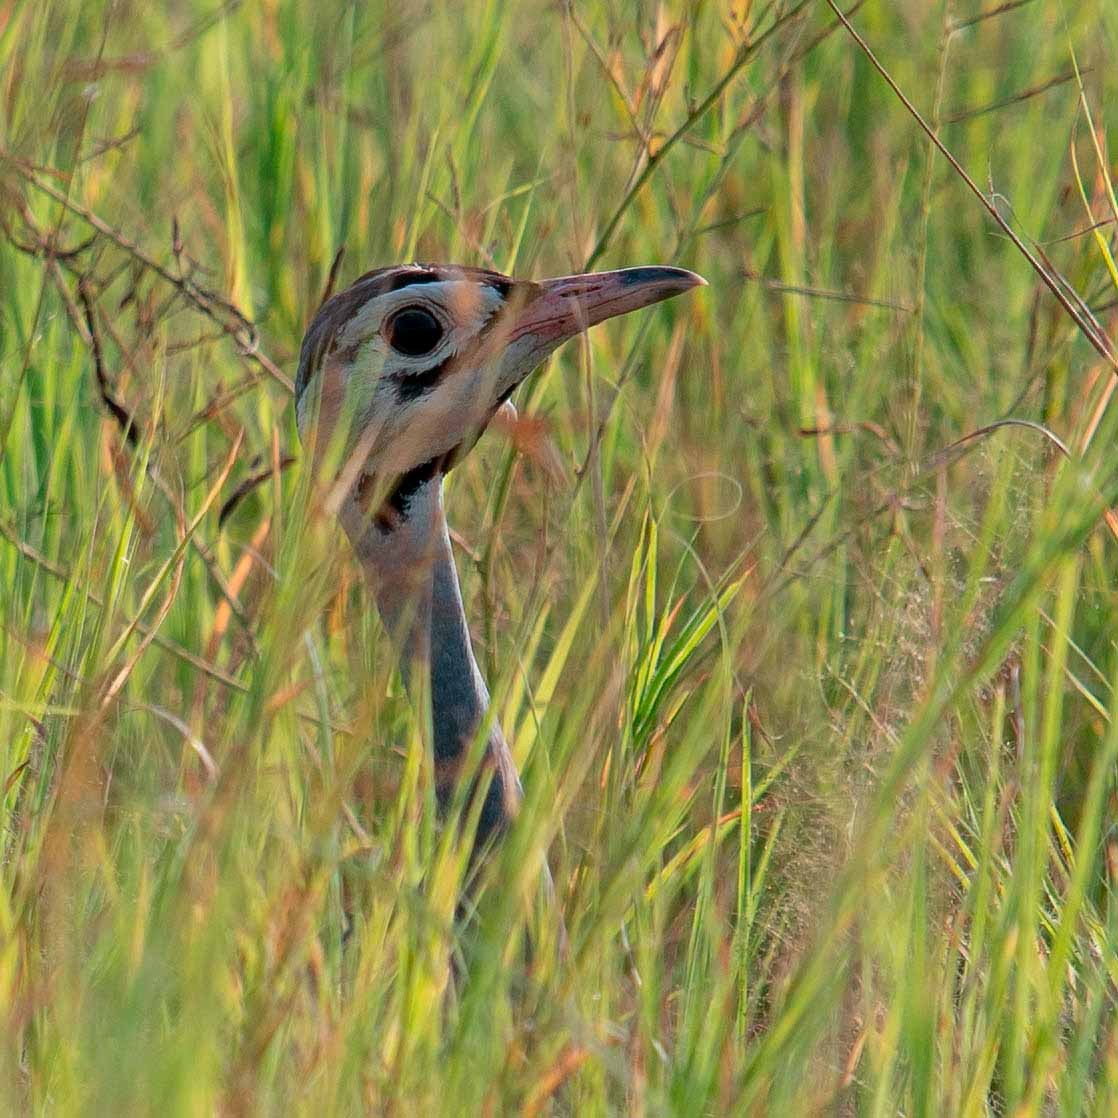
<box><xmin>944</xmin><ymin>68</ymin><xmax>1087</xmax><ymax>125</ymax></box>
<box><xmin>100</xmin><ymin>431</ymin><xmax>245</xmax><ymax>694</ymax></box>
<box><xmin>574</xmin><ymin>6</ymin><xmax>849</xmax><ymax>493</ymax></box>
<box><xmin>146</xmin><ymin>466</ymin><xmax>262</xmax><ymax>655</ymax></box>
<box><xmin>1</xmin><ymin>151</ymin><xmax>294</xmax><ymax>393</ymax></box>
<box><xmin>77</xmin><ymin>281</ymin><xmax>139</xmax><ymax>446</ymax></box>
<box><xmin>218</xmin><ymin>457</ymin><xmax>297</xmax><ymax>528</ymax></box>
<box><xmin>79</xmin><ymin>124</ymin><xmax>143</xmax><ymax>164</ymax></box>
<box><xmin>950</xmin><ymin>0</ymin><xmax>1039</xmax><ymax>32</ymax></box>
<box><xmin>1031</xmin><ymin>240</ymin><xmax>1114</xmax><ymax>355</ymax></box>
<box><xmin>1044</xmin><ymin>216</ymin><xmax>1116</xmax><ymax>247</ymax></box>
<box><xmin>771</xmin><ymin>413</ymin><xmax>1118</xmax><ymax>603</ymax></box>
<box><xmin>823</xmin><ymin>0</ymin><xmax>1118</xmax><ymax>377</ymax></box>
<box><xmin>63</xmin><ymin>0</ymin><xmax>243</xmax><ymax>79</ymax></box>
<box><xmin>318</xmin><ymin>246</ymin><xmax>347</xmax><ymax>310</ymax></box>
<box><xmin>930</xmin><ymin>417</ymin><xmax>1072</xmax><ymax>465</ymax></box>
<box><xmin>800</xmin><ymin>421</ymin><xmax>902</xmax><ymax>458</ymax></box>
<box><xmin>175</xmin><ymin>372</ymin><xmax>267</xmax><ymax>443</ymax></box>
<box><xmin>568</xmin><ymin>8</ymin><xmax>646</xmax><ymax>147</ymax></box>
<box><xmin>0</xmin><ymin>523</ymin><xmax>355</xmax><ymax>736</ymax></box>
<box><xmin>71</xmin><ymin>274</ymin><xmax>263</xmax><ymax>650</ymax></box>
<box><xmin>584</xmin><ymin>0</ymin><xmax>813</xmax><ymax>269</ymax></box>
<box><xmin>424</xmin><ymin>189</ymin><xmax>499</xmax><ymax>270</ymax></box>
<box><xmin>787</xmin><ymin>0</ymin><xmax>868</xmax><ymax>64</ymax></box>
<box><xmin>132</xmin><ymin>703</ymin><xmax>219</xmax><ymax>780</ymax></box>
<box><xmin>742</xmin><ymin>271</ymin><xmax>913</xmax><ymax>312</ymax></box>
<box><xmin>0</xmin><ymin>518</ymin><xmax>248</xmax><ymax>692</ymax></box>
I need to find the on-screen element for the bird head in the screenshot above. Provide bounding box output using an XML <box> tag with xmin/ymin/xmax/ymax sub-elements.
<box><xmin>295</xmin><ymin>263</ymin><xmax>704</xmax><ymax>526</ymax></box>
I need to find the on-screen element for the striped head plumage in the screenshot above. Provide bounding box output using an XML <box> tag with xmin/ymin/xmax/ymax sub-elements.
<box><xmin>295</xmin><ymin>262</ymin><xmax>704</xmax><ymax>529</ymax></box>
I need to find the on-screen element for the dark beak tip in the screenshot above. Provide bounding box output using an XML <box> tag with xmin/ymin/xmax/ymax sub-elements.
<box><xmin>621</xmin><ymin>265</ymin><xmax>707</xmax><ymax>291</ymax></box>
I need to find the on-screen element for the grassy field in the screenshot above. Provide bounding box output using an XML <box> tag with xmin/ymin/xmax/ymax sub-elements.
<box><xmin>2</xmin><ymin>0</ymin><xmax>1118</xmax><ymax>1113</ymax></box>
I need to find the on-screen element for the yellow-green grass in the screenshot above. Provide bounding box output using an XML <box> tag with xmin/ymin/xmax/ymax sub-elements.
<box><xmin>2</xmin><ymin>1</ymin><xmax>1118</xmax><ymax>1113</ymax></box>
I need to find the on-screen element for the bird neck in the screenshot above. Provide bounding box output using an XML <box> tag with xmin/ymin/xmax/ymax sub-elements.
<box><xmin>344</xmin><ymin>478</ymin><xmax>518</xmax><ymax>838</ymax></box>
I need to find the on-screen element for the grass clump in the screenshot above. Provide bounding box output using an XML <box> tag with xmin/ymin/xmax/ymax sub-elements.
<box><xmin>2</xmin><ymin>0</ymin><xmax>1118</xmax><ymax>1113</ymax></box>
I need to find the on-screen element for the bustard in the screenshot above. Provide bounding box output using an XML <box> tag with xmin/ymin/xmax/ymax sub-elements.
<box><xmin>295</xmin><ymin>263</ymin><xmax>704</xmax><ymax>845</ymax></box>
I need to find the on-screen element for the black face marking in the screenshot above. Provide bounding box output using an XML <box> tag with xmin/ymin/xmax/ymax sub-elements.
<box><xmin>394</xmin><ymin>354</ymin><xmax>452</xmax><ymax>403</ymax></box>
<box><xmin>389</xmin><ymin>456</ymin><xmax>441</xmax><ymax>514</ymax></box>
<box><xmin>372</xmin><ymin>448</ymin><xmax>462</xmax><ymax>532</ymax></box>
<box><xmin>486</xmin><ymin>278</ymin><xmax>512</xmax><ymax>300</ymax></box>
<box><xmin>619</xmin><ymin>266</ymin><xmax>680</xmax><ymax>287</ymax></box>
<box><xmin>373</xmin><ymin>456</ymin><xmax>442</xmax><ymax>532</ymax></box>
<box><xmin>439</xmin><ymin>440</ymin><xmax>464</xmax><ymax>476</ymax></box>
<box><xmin>387</xmin><ymin>270</ymin><xmax>441</xmax><ymax>292</ymax></box>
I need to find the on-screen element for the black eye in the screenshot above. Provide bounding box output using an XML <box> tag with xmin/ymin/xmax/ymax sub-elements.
<box><xmin>385</xmin><ymin>307</ymin><xmax>443</xmax><ymax>356</ymax></box>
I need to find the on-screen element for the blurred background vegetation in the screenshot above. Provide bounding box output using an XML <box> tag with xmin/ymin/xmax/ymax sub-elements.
<box><xmin>2</xmin><ymin>0</ymin><xmax>1118</xmax><ymax>1113</ymax></box>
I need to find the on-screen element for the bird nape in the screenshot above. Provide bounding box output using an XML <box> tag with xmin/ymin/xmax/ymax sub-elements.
<box><xmin>295</xmin><ymin>262</ymin><xmax>705</xmax><ymax>847</ymax></box>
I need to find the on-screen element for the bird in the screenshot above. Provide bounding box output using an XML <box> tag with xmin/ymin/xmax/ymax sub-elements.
<box><xmin>294</xmin><ymin>262</ymin><xmax>705</xmax><ymax>847</ymax></box>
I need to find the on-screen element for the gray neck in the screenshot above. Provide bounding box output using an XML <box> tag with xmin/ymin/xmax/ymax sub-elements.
<box><xmin>342</xmin><ymin>479</ymin><xmax>519</xmax><ymax>839</ymax></box>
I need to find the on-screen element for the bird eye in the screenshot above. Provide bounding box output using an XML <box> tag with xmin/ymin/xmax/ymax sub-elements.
<box><xmin>385</xmin><ymin>306</ymin><xmax>443</xmax><ymax>357</ymax></box>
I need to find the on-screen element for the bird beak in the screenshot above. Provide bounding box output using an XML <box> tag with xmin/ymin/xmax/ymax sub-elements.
<box><xmin>507</xmin><ymin>265</ymin><xmax>706</xmax><ymax>348</ymax></box>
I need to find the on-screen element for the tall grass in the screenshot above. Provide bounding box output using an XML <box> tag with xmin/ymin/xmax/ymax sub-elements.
<box><xmin>2</xmin><ymin>0</ymin><xmax>1118</xmax><ymax>1112</ymax></box>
